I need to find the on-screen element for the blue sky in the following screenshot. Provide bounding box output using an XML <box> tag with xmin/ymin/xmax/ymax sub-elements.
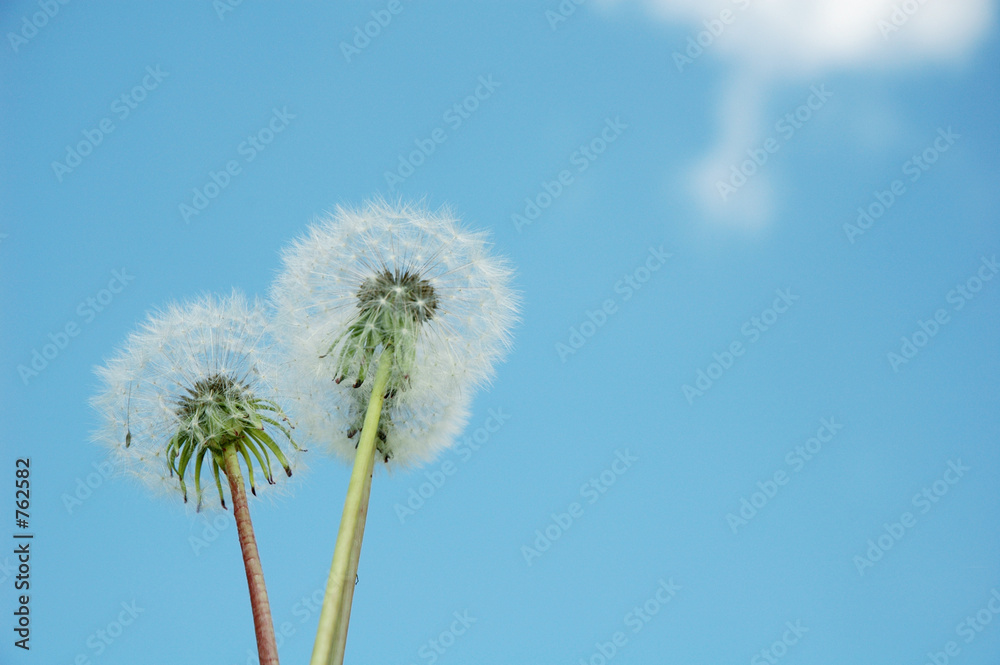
<box><xmin>2</xmin><ymin>1</ymin><xmax>999</xmax><ymax>664</ymax></box>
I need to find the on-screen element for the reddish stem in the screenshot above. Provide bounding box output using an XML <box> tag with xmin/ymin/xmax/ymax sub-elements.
<box><xmin>223</xmin><ymin>444</ymin><xmax>280</xmax><ymax>665</ymax></box>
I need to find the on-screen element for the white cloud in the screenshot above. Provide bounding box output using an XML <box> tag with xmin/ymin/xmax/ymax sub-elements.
<box><xmin>603</xmin><ymin>0</ymin><xmax>996</xmax><ymax>225</ymax></box>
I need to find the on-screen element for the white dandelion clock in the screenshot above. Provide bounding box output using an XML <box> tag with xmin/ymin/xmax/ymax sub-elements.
<box><xmin>91</xmin><ymin>292</ymin><xmax>302</xmax><ymax>508</ymax></box>
<box><xmin>272</xmin><ymin>198</ymin><xmax>518</xmax><ymax>466</ymax></box>
<box><xmin>90</xmin><ymin>291</ymin><xmax>301</xmax><ymax>665</ymax></box>
<box><xmin>270</xmin><ymin>199</ymin><xmax>519</xmax><ymax>665</ymax></box>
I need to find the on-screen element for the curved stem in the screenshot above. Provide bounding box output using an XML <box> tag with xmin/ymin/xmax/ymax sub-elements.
<box><xmin>311</xmin><ymin>355</ymin><xmax>392</xmax><ymax>665</ymax></box>
<box><xmin>223</xmin><ymin>443</ymin><xmax>280</xmax><ymax>665</ymax></box>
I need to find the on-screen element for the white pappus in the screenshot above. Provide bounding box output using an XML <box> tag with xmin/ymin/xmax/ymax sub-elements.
<box><xmin>270</xmin><ymin>198</ymin><xmax>518</xmax><ymax>468</ymax></box>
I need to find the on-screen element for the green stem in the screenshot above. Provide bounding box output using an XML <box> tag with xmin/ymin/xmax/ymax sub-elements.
<box><xmin>310</xmin><ymin>354</ymin><xmax>392</xmax><ymax>665</ymax></box>
<box><xmin>223</xmin><ymin>443</ymin><xmax>280</xmax><ymax>665</ymax></box>
<box><xmin>332</xmin><ymin>460</ymin><xmax>375</xmax><ymax>665</ymax></box>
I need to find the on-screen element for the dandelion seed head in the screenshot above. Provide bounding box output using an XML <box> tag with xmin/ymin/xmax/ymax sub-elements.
<box><xmin>271</xmin><ymin>198</ymin><xmax>519</xmax><ymax>467</ymax></box>
<box><xmin>90</xmin><ymin>292</ymin><xmax>302</xmax><ymax>510</ymax></box>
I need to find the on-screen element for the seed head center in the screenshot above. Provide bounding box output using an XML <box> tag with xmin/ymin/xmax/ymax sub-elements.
<box><xmin>176</xmin><ymin>374</ymin><xmax>248</xmax><ymax>420</ymax></box>
<box><xmin>357</xmin><ymin>269</ymin><xmax>438</xmax><ymax>324</ymax></box>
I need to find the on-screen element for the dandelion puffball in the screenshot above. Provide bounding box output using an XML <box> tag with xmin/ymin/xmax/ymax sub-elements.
<box><xmin>90</xmin><ymin>292</ymin><xmax>302</xmax><ymax>510</ymax></box>
<box><xmin>271</xmin><ymin>199</ymin><xmax>518</xmax><ymax>467</ymax></box>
